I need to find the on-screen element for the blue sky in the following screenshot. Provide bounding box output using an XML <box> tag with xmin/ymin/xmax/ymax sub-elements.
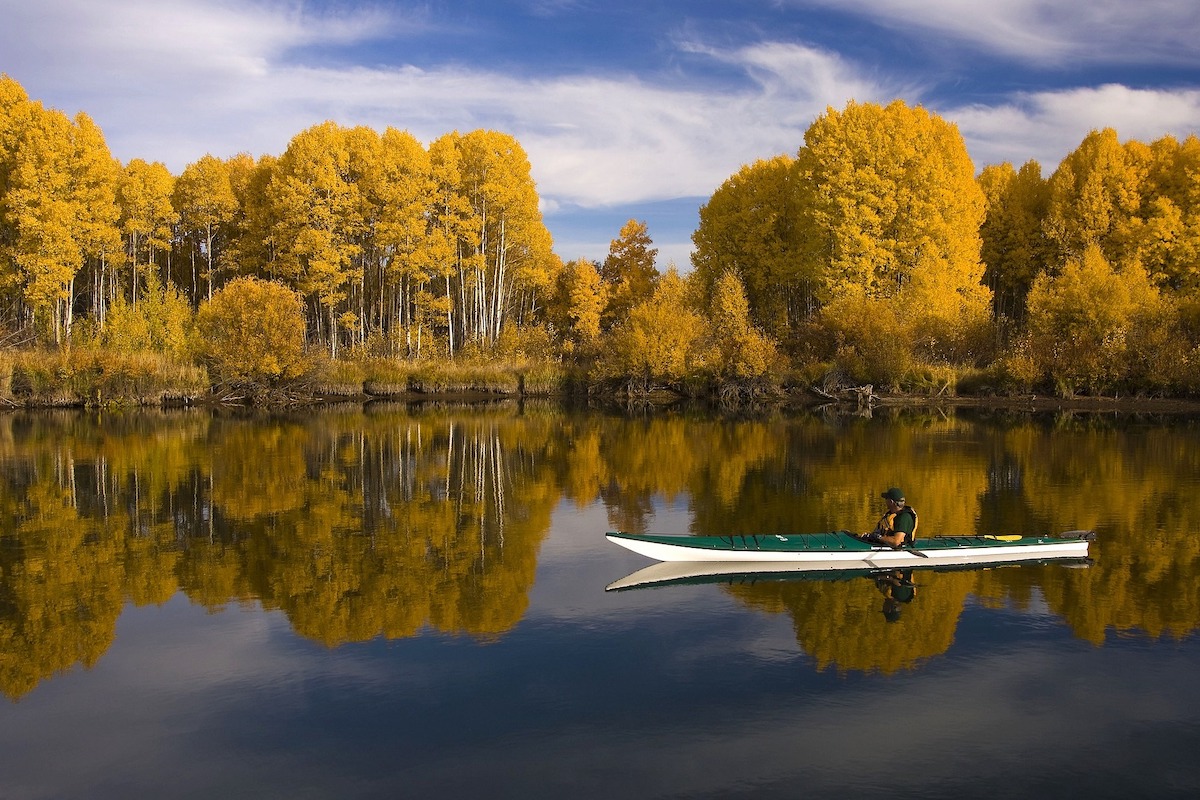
<box><xmin>4</xmin><ymin>0</ymin><xmax>1200</xmax><ymax>269</ymax></box>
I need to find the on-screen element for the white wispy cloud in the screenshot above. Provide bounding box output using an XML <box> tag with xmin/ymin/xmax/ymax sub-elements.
<box><xmin>789</xmin><ymin>0</ymin><xmax>1200</xmax><ymax>65</ymax></box>
<box><xmin>950</xmin><ymin>84</ymin><xmax>1200</xmax><ymax>172</ymax></box>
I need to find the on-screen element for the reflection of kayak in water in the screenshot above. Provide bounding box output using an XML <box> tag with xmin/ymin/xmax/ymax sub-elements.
<box><xmin>604</xmin><ymin>555</ymin><xmax>1093</xmax><ymax>592</ymax></box>
<box><xmin>605</xmin><ymin>529</ymin><xmax>1095</xmax><ymax>566</ymax></box>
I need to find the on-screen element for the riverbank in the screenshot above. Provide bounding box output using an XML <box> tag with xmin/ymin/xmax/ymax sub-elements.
<box><xmin>4</xmin><ymin>348</ymin><xmax>1199</xmax><ymax>415</ymax></box>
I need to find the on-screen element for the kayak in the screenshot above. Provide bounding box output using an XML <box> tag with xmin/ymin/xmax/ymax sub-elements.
<box><xmin>605</xmin><ymin>529</ymin><xmax>1094</xmax><ymax>566</ymax></box>
<box><xmin>605</xmin><ymin>556</ymin><xmax>1092</xmax><ymax>592</ymax></box>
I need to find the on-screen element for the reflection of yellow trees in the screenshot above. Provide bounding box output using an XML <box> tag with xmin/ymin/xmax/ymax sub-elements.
<box><xmin>687</xmin><ymin>413</ymin><xmax>991</xmax><ymax>539</ymax></box>
<box><xmin>0</xmin><ymin>407</ymin><xmax>562</xmax><ymax>697</ymax></box>
<box><xmin>4</xmin><ymin>407</ymin><xmax>1200</xmax><ymax>697</ymax></box>
<box><xmin>987</xmin><ymin>420</ymin><xmax>1200</xmax><ymax>643</ymax></box>
<box><xmin>729</xmin><ymin>570</ymin><xmax>975</xmax><ymax>674</ymax></box>
<box><xmin>209</xmin><ymin>420</ymin><xmax>312</xmax><ymax>520</ymax></box>
<box><xmin>211</xmin><ymin>409</ymin><xmax>559</xmax><ymax>645</ymax></box>
<box><xmin>0</xmin><ymin>480</ymin><xmax>122</xmax><ymax>700</ymax></box>
<box><xmin>560</xmin><ymin>420</ymin><xmax>610</xmax><ymax>508</ymax></box>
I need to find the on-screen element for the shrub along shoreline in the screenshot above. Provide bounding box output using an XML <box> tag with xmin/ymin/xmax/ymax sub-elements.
<box><xmin>4</xmin><ymin>348</ymin><xmax>1200</xmax><ymax>415</ymax></box>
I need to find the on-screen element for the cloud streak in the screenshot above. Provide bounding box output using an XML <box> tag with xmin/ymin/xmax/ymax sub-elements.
<box><xmin>788</xmin><ymin>0</ymin><xmax>1200</xmax><ymax>65</ymax></box>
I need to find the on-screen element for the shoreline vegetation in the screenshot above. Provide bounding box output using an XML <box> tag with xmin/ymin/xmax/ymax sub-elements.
<box><xmin>5</xmin><ymin>77</ymin><xmax>1200</xmax><ymax>414</ymax></box>
<box><xmin>4</xmin><ymin>347</ymin><xmax>1200</xmax><ymax>416</ymax></box>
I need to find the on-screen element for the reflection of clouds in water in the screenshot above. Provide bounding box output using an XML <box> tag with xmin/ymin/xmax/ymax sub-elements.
<box><xmin>0</xmin><ymin>597</ymin><xmax>294</xmax><ymax>796</ymax></box>
<box><xmin>530</xmin><ymin>498</ymin><xmax>807</xmax><ymax>667</ymax></box>
<box><xmin>372</xmin><ymin>640</ymin><xmax>1200</xmax><ymax>798</ymax></box>
<box><xmin>529</xmin><ymin>498</ymin><xmax>711</xmax><ymax>618</ymax></box>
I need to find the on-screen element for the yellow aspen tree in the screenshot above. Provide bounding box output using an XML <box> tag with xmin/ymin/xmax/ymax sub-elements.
<box><xmin>436</xmin><ymin>130</ymin><xmax>555</xmax><ymax>349</ymax></box>
<box><xmin>1043</xmin><ymin>128</ymin><xmax>1143</xmax><ymax>266</ymax></box>
<box><xmin>1026</xmin><ymin>244</ymin><xmax>1160</xmax><ymax>394</ymax></box>
<box><xmin>223</xmin><ymin>152</ymin><xmax>278</xmax><ymax>284</ymax></box>
<box><xmin>797</xmin><ymin>100</ymin><xmax>991</xmax><ymax>361</ymax></box>
<box><xmin>427</xmin><ymin>134</ymin><xmax>473</xmax><ymax>359</ymax></box>
<box><xmin>7</xmin><ymin>102</ymin><xmax>81</xmax><ymax>342</ymax></box>
<box><xmin>692</xmin><ymin>155</ymin><xmax>809</xmax><ymax>338</ymax></box>
<box><xmin>70</xmin><ymin>113</ymin><xmax>122</xmax><ymax>333</ymax></box>
<box><xmin>551</xmin><ymin>258</ymin><xmax>607</xmax><ymax>353</ymax></box>
<box><xmin>117</xmin><ymin>158</ymin><xmax>177</xmax><ymax>307</ymax></box>
<box><xmin>2</xmin><ymin>84</ymin><xmax>120</xmax><ymax>342</ymax></box>
<box><xmin>705</xmin><ymin>268</ymin><xmax>779</xmax><ymax>383</ymax></box>
<box><xmin>599</xmin><ymin>219</ymin><xmax>658</xmax><ymax>331</ymax></box>
<box><xmin>1121</xmin><ymin>135</ymin><xmax>1200</xmax><ymax>293</ymax></box>
<box><xmin>978</xmin><ymin>160</ymin><xmax>1050</xmax><ymax>320</ymax></box>
<box><xmin>173</xmin><ymin>154</ymin><xmax>238</xmax><ymax>303</ymax></box>
<box><xmin>269</xmin><ymin>121</ymin><xmax>366</xmax><ymax>358</ymax></box>
<box><xmin>339</xmin><ymin>124</ymin><xmax>388</xmax><ymax>350</ymax></box>
<box><xmin>372</xmin><ymin>127</ymin><xmax>434</xmax><ymax>354</ymax></box>
<box><xmin>0</xmin><ymin>75</ymin><xmax>35</xmax><ymax>303</ymax></box>
<box><xmin>599</xmin><ymin>267</ymin><xmax>704</xmax><ymax>390</ymax></box>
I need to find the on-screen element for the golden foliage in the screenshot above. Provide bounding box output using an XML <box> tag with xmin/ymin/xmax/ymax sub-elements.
<box><xmin>596</xmin><ymin>268</ymin><xmax>705</xmax><ymax>388</ymax></box>
<box><xmin>979</xmin><ymin>160</ymin><xmax>1050</xmax><ymax>319</ymax></box>
<box><xmin>1026</xmin><ymin>244</ymin><xmax>1162</xmax><ymax>394</ymax></box>
<box><xmin>692</xmin><ymin>155</ymin><xmax>808</xmax><ymax>338</ymax></box>
<box><xmin>797</xmin><ymin>100</ymin><xmax>988</xmax><ymax>310</ymax></box>
<box><xmin>195</xmin><ymin>276</ymin><xmax>308</xmax><ymax>385</ymax></box>
<box><xmin>599</xmin><ymin>219</ymin><xmax>658</xmax><ymax>330</ymax></box>
<box><xmin>704</xmin><ymin>269</ymin><xmax>780</xmax><ymax>382</ymax></box>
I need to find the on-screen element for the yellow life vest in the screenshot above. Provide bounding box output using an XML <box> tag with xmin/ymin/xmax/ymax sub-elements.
<box><xmin>873</xmin><ymin>505</ymin><xmax>919</xmax><ymax>545</ymax></box>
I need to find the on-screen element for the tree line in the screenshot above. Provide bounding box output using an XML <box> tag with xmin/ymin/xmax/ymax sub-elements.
<box><xmin>4</xmin><ymin>74</ymin><xmax>1200</xmax><ymax>400</ymax></box>
<box><xmin>691</xmin><ymin>101</ymin><xmax>1200</xmax><ymax>397</ymax></box>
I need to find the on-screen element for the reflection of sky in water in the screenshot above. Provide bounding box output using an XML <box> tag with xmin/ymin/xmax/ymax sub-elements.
<box><xmin>3</xmin><ymin>497</ymin><xmax>1198</xmax><ymax>799</ymax></box>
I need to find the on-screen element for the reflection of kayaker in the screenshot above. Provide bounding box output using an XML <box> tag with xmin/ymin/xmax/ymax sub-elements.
<box><xmin>876</xmin><ymin>569</ymin><xmax>918</xmax><ymax>622</ymax></box>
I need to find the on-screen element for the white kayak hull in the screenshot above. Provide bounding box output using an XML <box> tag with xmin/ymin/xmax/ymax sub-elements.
<box><xmin>605</xmin><ymin>531</ymin><xmax>1093</xmax><ymax>565</ymax></box>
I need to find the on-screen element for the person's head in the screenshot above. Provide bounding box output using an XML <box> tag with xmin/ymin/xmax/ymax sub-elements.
<box><xmin>881</xmin><ymin>487</ymin><xmax>905</xmax><ymax>509</ymax></box>
<box><xmin>882</xmin><ymin>598</ymin><xmax>902</xmax><ymax>622</ymax></box>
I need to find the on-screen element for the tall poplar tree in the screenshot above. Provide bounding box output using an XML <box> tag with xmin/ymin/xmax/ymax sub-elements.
<box><xmin>0</xmin><ymin>75</ymin><xmax>34</xmax><ymax>305</ymax></box>
<box><xmin>979</xmin><ymin>160</ymin><xmax>1050</xmax><ymax>320</ymax></box>
<box><xmin>223</xmin><ymin>153</ymin><xmax>278</xmax><ymax>286</ymax></box>
<box><xmin>1120</xmin><ymin>135</ymin><xmax>1200</xmax><ymax>293</ymax></box>
<box><xmin>1042</xmin><ymin>128</ymin><xmax>1142</xmax><ymax>266</ymax></box>
<box><xmin>174</xmin><ymin>154</ymin><xmax>238</xmax><ymax>303</ymax></box>
<box><xmin>550</xmin><ymin>258</ymin><xmax>607</xmax><ymax>353</ymax></box>
<box><xmin>692</xmin><ymin>155</ymin><xmax>808</xmax><ymax>339</ymax></box>
<box><xmin>269</xmin><ymin>121</ymin><xmax>366</xmax><ymax>358</ymax></box>
<box><xmin>372</xmin><ymin>127</ymin><xmax>435</xmax><ymax>354</ymax></box>
<box><xmin>426</xmin><ymin>135</ymin><xmax>473</xmax><ymax>358</ymax></box>
<box><xmin>70</xmin><ymin>113</ymin><xmax>121</xmax><ymax>331</ymax></box>
<box><xmin>118</xmin><ymin>159</ymin><xmax>177</xmax><ymax>307</ymax></box>
<box><xmin>6</xmin><ymin>103</ymin><xmax>81</xmax><ymax>341</ymax></box>
<box><xmin>433</xmin><ymin>130</ymin><xmax>554</xmax><ymax>350</ymax></box>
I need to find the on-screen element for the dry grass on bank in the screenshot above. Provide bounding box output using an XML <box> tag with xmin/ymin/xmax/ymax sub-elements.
<box><xmin>0</xmin><ymin>349</ymin><xmax>209</xmax><ymax>407</ymax></box>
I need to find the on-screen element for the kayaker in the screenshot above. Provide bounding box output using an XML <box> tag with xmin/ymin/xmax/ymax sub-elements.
<box><xmin>860</xmin><ymin>487</ymin><xmax>917</xmax><ymax>548</ymax></box>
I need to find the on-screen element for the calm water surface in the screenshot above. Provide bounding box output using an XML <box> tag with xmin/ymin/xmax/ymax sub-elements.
<box><xmin>1</xmin><ymin>404</ymin><xmax>1199</xmax><ymax>799</ymax></box>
